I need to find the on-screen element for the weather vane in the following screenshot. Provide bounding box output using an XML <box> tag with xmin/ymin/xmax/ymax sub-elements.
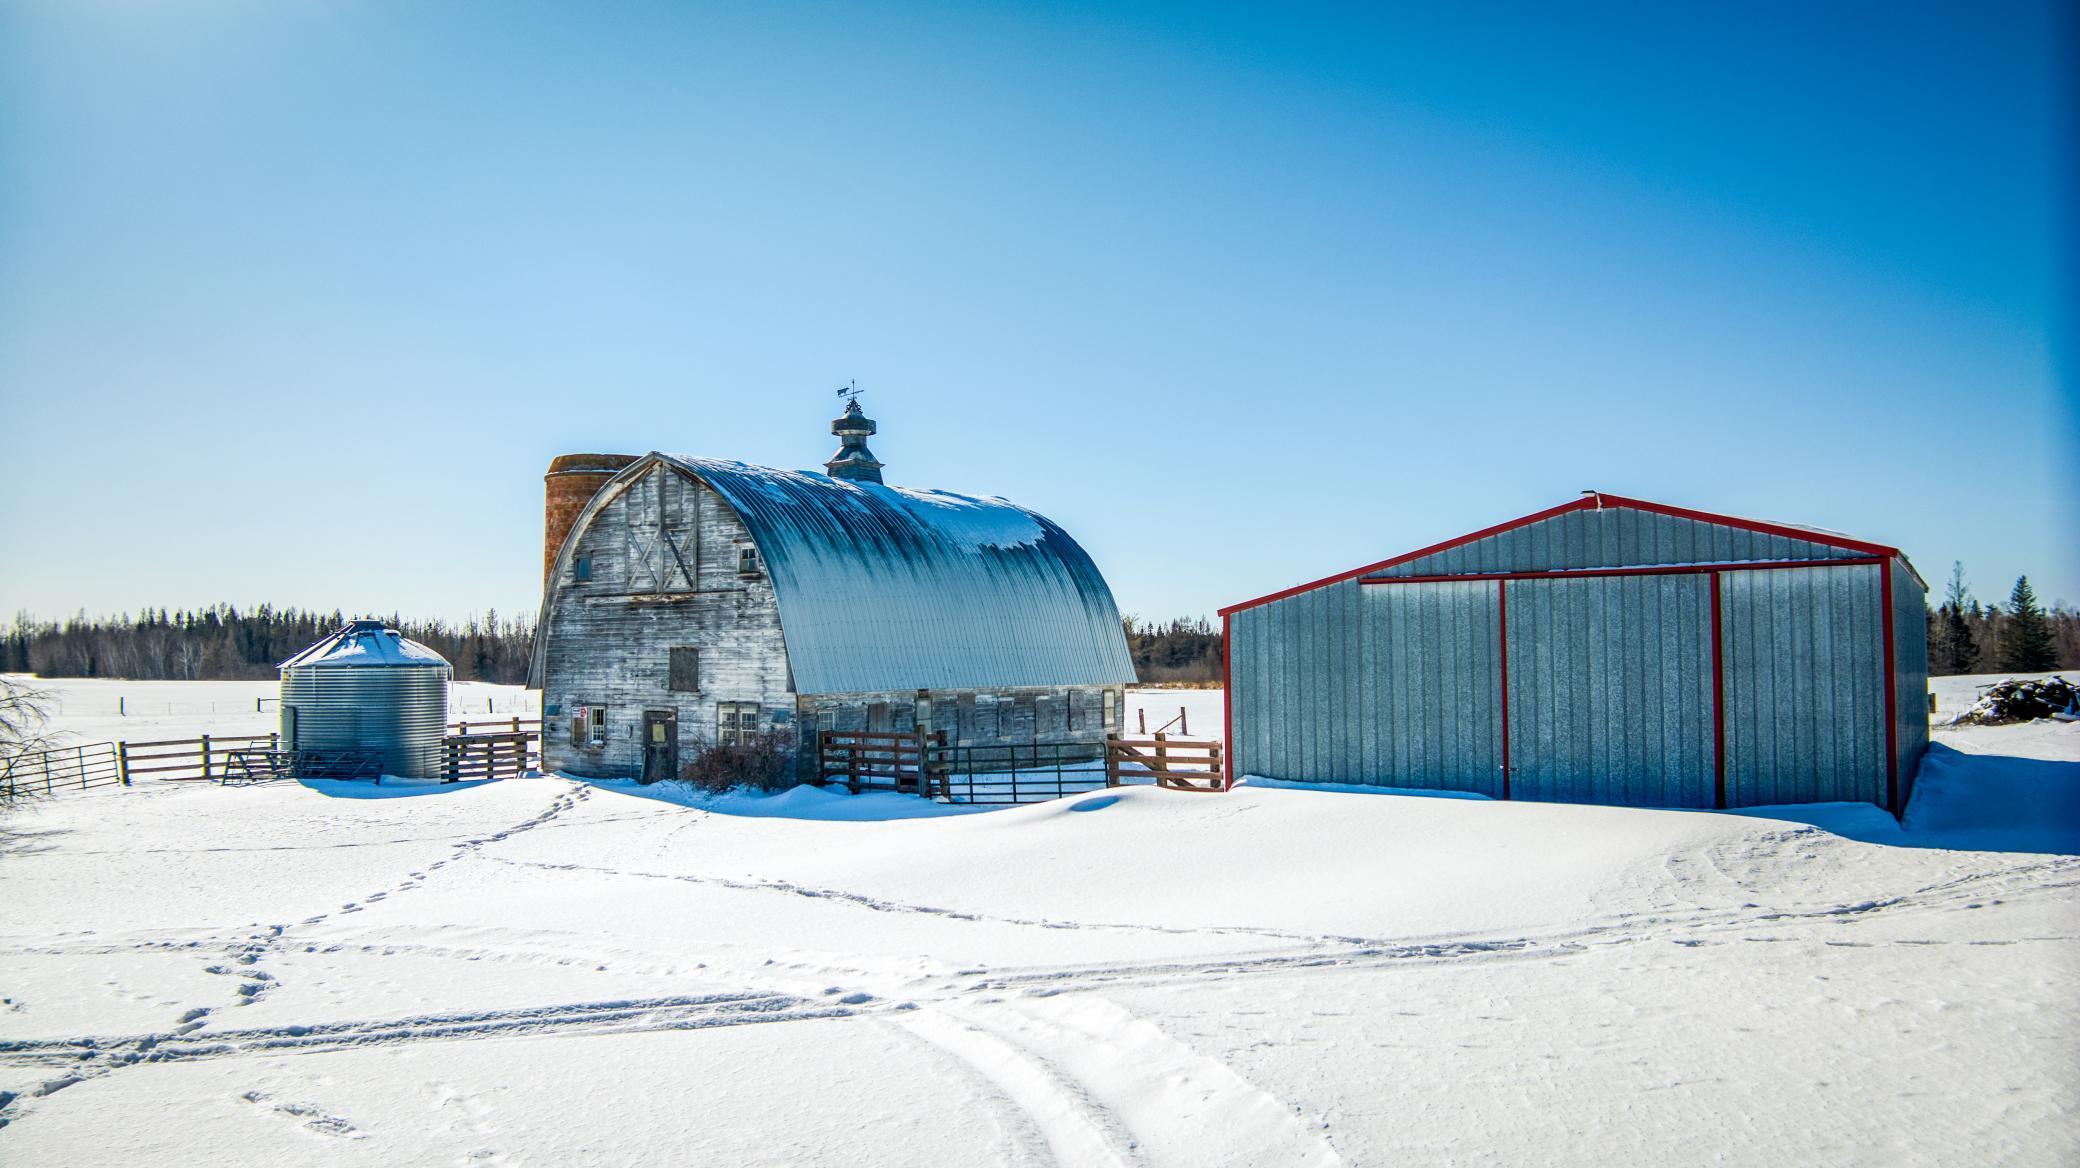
<box><xmin>835</xmin><ymin>380</ymin><xmax>861</xmax><ymax>404</ymax></box>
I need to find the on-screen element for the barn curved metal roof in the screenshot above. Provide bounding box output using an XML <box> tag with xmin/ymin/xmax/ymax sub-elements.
<box><xmin>585</xmin><ymin>455</ymin><xmax>1135</xmax><ymax>695</ymax></box>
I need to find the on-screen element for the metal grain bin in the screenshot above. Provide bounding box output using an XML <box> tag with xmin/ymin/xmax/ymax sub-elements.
<box><xmin>279</xmin><ymin>620</ymin><xmax>451</xmax><ymax>779</ymax></box>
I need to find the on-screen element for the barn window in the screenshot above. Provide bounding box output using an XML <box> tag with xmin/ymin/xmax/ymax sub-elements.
<box><xmin>574</xmin><ymin>554</ymin><xmax>592</xmax><ymax>582</ymax></box>
<box><xmin>668</xmin><ymin>647</ymin><xmax>700</xmax><ymax>692</ymax></box>
<box><xmin>737</xmin><ymin>546</ymin><xmax>760</xmax><ymax>576</ymax></box>
<box><xmin>816</xmin><ymin>710</ymin><xmax>836</xmax><ymax>732</ymax></box>
<box><xmin>1103</xmin><ymin>688</ymin><xmax>1118</xmax><ymax>731</ymax></box>
<box><xmin>570</xmin><ymin>704</ymin><xmax>607</xmax><ymax>748</ymax></box>
<box><xmin>718</xmin><ymin>702</ymin><xmax>759</xmax><ymax>746</ymax></box>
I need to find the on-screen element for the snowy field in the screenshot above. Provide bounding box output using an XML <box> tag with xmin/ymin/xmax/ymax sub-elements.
<box><xmin>1</xmin><ymin>681</ymin><xmax>2075</xmax><ymax>1166</ymax></box>
<box><xmin>10</xmin><ymin>677</ymin><xmax>538</xmax><ymax>747</ymax></box>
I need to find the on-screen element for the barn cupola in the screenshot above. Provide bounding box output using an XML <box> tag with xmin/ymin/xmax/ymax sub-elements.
<box><xmin>825</xmin><ymin>397</ymin><xmax>885</xmax><ymax>484</ymax></box>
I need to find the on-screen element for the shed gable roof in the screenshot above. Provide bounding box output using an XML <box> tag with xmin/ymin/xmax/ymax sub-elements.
<box><xmin>539</xmin><ymin>454</ymin><xmax>1135</xmax><ymax>695</ymax></box>
<box><xmin>1221</xmin><ymin>493</ymin><xmax>1923</xmax><ymax>616</ymax></box>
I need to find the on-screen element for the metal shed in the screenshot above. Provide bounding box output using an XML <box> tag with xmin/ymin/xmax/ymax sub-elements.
<box><xmin>1220</xmin><ymin>494</ymin><xmax>1929</xmax><ymax>814</ymax></box>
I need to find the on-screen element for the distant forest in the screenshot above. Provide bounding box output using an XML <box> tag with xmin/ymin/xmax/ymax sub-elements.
<box><xmin>0</xmin><ymin>608</ymin><xmax>1232</xmax><ymax>687</ymax></box>
<box><xmin>1123</xmin><ymin>616</ymin><xmax>1223</xmax><ymax>685</ymax></box>
<box><xmin>4</xmin><ymin>575</ymin><xmax>2070</xmax><ymax>688</ymax></box>
<box><xmin>1</xmin><ymin>607</ymin><xmax>536</xmax><ymax>684</ymax></box>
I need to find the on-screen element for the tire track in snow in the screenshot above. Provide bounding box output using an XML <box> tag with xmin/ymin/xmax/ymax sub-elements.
<box><xmin>0</xmin><ymin>991</ymin><xmax>862</xmax><ymax>1071</ymax></box>
<box><xmin>897</xmin><ymin>996</ymin><xmax>1344</xmax><ymax>1168</ymax></box>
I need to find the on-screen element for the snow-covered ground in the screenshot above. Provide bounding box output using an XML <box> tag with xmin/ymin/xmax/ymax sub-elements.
<box><xmin>9</xmin><ymin>677</ymin><xmax>538</xmax><ymax>747</ymax></box>
<box><xmin>1</xmin><ymin>683</ymin><xmax>2075</xmax><ymax>1166</ymax></box>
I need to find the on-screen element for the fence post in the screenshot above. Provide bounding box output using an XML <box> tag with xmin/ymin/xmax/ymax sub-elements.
<box><xmin>77</xmin><ymin>745</ymin><xmax>86</xmax><ymax>790</ymax></box>
<box><xmin>118</xmin><ymin>742</ymin><xmax>131</xmax><ymax>786</ymax></box>
<box><xmin>200</xmin><ymin>734</ymin><xmax>212</xmax><ymax>783</ymax></box>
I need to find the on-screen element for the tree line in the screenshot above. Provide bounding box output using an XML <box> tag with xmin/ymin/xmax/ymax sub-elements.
<box><xmin>1926</xmin><ymin>567</ymin><xmax>2073</xmax><ymax>675</ymax></box>
<box><xmin>1124</xmin><ymin>615</ymin><xmax>1223</xmax><ymax>684</ymax></box>
<box><xmin>2</xmin><ymin>579</ymin><xmax>2067</xmax><ymax>689</ymax></box>
<box><xmin>0</xmin><ymin>606</ymin><xmax>537</xmax><ymax>684</ymax></box>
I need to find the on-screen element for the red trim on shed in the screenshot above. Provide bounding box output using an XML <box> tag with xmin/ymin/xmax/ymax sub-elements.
<box><xmin>1221</xmin><ymin>610</ymin><xmax>1234</xmax><ymax>789</ymax></box>
<box><xmin>1218</xmin><ymin>496</ymin><xmax>1595</xmax><ymax>616</ymax></box>
<box><xmin>1219</xmin><ymin>494</ymin><xmax>1920</xmax><ymax>616</ymax></box>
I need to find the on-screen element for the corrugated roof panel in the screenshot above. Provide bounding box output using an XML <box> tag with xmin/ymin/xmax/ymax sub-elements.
<box><xmin>657</xmin><ymin>456</ymin><xmax>1134</xmax><ymax>695</ymax></box>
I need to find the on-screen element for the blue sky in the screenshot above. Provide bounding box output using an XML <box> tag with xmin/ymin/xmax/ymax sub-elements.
<box><xmin>1</xmin><ymin>0</ymin><xmax>2072</xmax><ymax>626</ymax></box>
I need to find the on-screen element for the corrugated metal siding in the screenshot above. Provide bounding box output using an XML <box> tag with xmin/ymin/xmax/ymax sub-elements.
<box><xmin>1720</xmin><ymin>564</ymin><xmax>1886</xmax><ymax>807</ymax></box>
<box><xmin>1373</xmin><ymin>507</ymin><xmax>1857</xmax><ymax>578</ymax></box>
<box><xmin>279</xmin><ymin>665</ymin><xmax>449</xmax><ymax>779</ymax></box>
<box><xmin>1505</xmin><ymin>575</ymin><xmax>1715</xmax><ymax>807</ymax></box>
<box><xmin>1230</xmin><ymin>579</ymin><xmax>1501</xmax><ymax>794</ymax></box>
<box><xmin>1892</xmin><ymin>558</ymin><xmax>1930</xmax><ymax>808</ymax></box>
<box><xmin>559</xmin><ymin>456</ymin><xmax>1143</xmax><ymax>695</ymax></box>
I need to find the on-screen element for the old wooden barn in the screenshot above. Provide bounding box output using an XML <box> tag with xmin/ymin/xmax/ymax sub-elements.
<box><xmin>1221</xmin><ymin>493</ymin><xmax>1930</xmax><ymax>813</ymax></box>
<box><xmin>530</xmin><ymin>401</ymin><xmax>1136</xmax><ymax>783</ymax></box>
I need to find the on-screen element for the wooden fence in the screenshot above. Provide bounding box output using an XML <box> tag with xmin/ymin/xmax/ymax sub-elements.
<box><xmin>1104</xmin><ymin>734</ymin><xmax>1226</xmax><ymax>792</ymax></box>
<box><xmin>818</xmin><ymin>730</ymin><xmax>947</xmax><ymax>795</ymax></box>
<box><xmin>2</xmin><ymin>717</ymin><xmax>543</xmax><ymax>797</ymax></box>
<box><xmin>119</xmin><ymin>733</ymin><xmax>283</xmax><ymax>783</ymax></box>
<box><xmin>442</xmin><ymin>732</ymin><xmax>535</xmax><ymax>783</ymax></box>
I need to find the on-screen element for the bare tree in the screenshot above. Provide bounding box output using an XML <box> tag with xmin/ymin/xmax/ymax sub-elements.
<box><xmin>1</xmin><ymin>675</ymin><xmax>55</xmax><ymax>806</ymax></box>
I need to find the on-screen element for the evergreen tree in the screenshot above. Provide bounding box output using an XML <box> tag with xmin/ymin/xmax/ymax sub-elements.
<box><xmin>1995</xmin><ymin>576</ymin><xmax>2057</xmax><ymax>672</ymax></box>
<box><xmin>1929</xmin><ymin>562</ymin><xmax>1979</xmax><ymax>675</ymax></box>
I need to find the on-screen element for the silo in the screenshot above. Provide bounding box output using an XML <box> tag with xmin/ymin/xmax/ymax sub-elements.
<box><xmin>544</xmin><ymin>454</ymin><xmax>638</xmax><ymax>587</ymax></box>
<box><xmin>279</xmin><ymin>620</ymin><xmax>452</xmax><ymax>779</ymax></box>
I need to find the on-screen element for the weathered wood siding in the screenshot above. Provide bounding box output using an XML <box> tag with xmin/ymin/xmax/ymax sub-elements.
<box><xmin>541</xmin><ymin>466</ymin><xmax>794</xmax><ymax>779</ymax></box>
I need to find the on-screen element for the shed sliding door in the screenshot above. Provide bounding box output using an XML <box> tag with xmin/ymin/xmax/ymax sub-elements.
<box><xmin>1718</xmin><ymin>565</ymin><xmax>1885</xmax><ymax>808</ymax></box>
<box><xmin>1358</xmin><ymin>580</ymin><xmax>1505</xmax><ymax>796</ymax></box>
<box><xmin>1504</xmin><ymin>575</ymin><xmax>1716</xmax><ymax>808</ymax></box>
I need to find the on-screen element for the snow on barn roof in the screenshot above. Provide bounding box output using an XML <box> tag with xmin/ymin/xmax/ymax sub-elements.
<box><xmin>279</xmin><ymin>619</ymin><xmax>451</xmax><ymax>671</ymax></box>
<box><xmin>648</xmin><ymin>455</ymin><xmax>1134</xmax><ymax>694</ymax></box>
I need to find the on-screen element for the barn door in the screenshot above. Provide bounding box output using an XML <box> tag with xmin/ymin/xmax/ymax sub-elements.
<box><xmin>1503</xmin><ymin>575</ymin><xmax>1716</xmax><ymax>808</ymax></box>
<box><xmin>641</xmin><ymin>710</ymin><xmax>678</xmax><ymax>784</ymax></box>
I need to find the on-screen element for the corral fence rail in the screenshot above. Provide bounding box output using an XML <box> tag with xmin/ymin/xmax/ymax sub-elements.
<box><xmin>1104</xmin><ymin>734</ymin><xmax>1227</xmax><ymax>792</ymax></box>
<box><xmin>816</xmin><ymin>730</ymin><xmax>1227</xmax><ymax>804</ymax></box>
<box><xmin>934</xmin><ymin>741</ymin><xmax>1110</xmax><ymax>804</ymax></box>
<box><xmin>818</xmin><ymin>730</ymin><xmax>945</xmax><ymax>795</ymax></box>
<box><xmin>442</xmin><ymin>732</ymin><xmax>535</xmax><ymax>783</ymax></box>
<box><xmin>3</xmin><ymin>717</ymin><xmax>544</xmax><ymax>798</ymax></box>
<box><xmin>120</xmin><ymin>733</ymin><xmax>284</xmax><ymax>782</ymax></box>
<box><xmin>1</xmin><ymin>742</ymin><xmax>123</xmax><ymax>800</ymax></box>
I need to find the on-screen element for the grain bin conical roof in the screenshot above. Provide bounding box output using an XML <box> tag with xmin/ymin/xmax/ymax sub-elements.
<box><xmin>279</xmin><ymin>619</ymin><xmax>449</xmax><ymax>670</ymax></box>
